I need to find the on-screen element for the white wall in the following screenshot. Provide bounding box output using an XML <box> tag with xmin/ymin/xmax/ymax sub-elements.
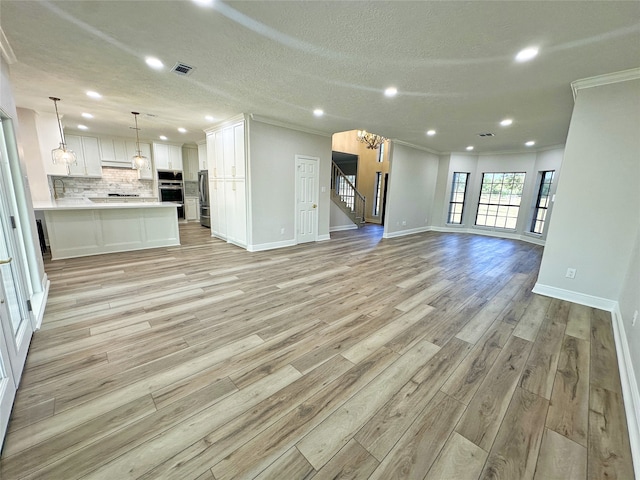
<box><xmin>330</xmin><ymin>201</ymin><xmax>357</xmax><ymax>232</ymax></box>
<box><xmin>247</xmin><ymin>118</ymin><xmax>332</xmax><ymax>249</ymax></box>
<box><xmin>16</xmin><ymin>108</ymin><xmax>52</xmax><ymax>203</ymax></box>
<box><xmin>536</xmin><ymin>79</ymin><xmax>640</xmax><ymax>303</ymax></box>
<box><xmin>619</xmin><ymin>230</ymin><xmax>640</xmax><ymax>400</ymax></box>
<box><xmin>383</xmin><ymin>142</ymin><xmax>439</xmax><ymax>237</ymax></box>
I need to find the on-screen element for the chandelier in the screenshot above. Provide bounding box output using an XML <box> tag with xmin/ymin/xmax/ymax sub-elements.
<box><xmin>130</xmin><ymin>112</ymin><xmax>150</xmax><ymax>175</ymax></box>
<box><xmin>49</xmin><ymin>97</ymin><xmax>77</xmax><ymax>174</ymax></box>
<box><xmin>356</xmin><ymin>130</ymin><xmax>386</xmax><ymax>150</ymax></box>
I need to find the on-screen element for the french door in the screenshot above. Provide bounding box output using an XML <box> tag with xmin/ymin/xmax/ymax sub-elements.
<box><xmin>0</xmin><ymin>126</ymin><xmax>33</xmax><ymax>448</ymax></box>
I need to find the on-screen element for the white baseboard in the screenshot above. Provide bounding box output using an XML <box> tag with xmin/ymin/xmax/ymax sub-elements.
<box><xmin>532</xmin><ymin>283</ymin><xmax>618</xmax><ymax>311</ymax></box>
<box><xmin>533</xmin><ymin>285</ymin><xmax>640</xmax><ymax>475</ymax></box>
<box><xmin>383</xmin><ymin>226</ymin><xmax>432</xmax><ymax>239</ymax></box>
<box><xmin>247</xmin><ymin>239</ymin><xmax>296</xmax><ymax>252</ymax></box>
<box><xmin>31</xmin><ymin>274</ymin><xmax>50</xmax><ymax>331</ymax></box>
<box><xmin>611</xmin><ymin>303</ymin><xmax>640</xmax><ymax>478</ymax></box>
<box><xmin>330</xmin><ymin>225</ymin><xmax>358</xmax><ymax>232</ymax></box>
<box><xmin>317</xmin><ymin>234</ymin><xmax>331</xmax><ymax>241</ymax></box>
<box><xmin>429</xmin><ymin>225</ymin><xmax>545</xmax><ymax>246</ymax></box>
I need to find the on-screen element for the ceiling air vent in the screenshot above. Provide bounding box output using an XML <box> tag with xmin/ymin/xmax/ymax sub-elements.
<box><xmin>477</xmin><ymin>133</ymin><xmax>495</xmax><ymax>137</ymax></box>
<box><xmin>172</xmin><ymin>63</ymin><xmax>195</xmax><ymax>76</ymax></box>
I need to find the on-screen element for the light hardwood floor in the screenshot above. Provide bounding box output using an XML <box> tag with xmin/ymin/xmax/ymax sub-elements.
<box><xmin>0</xmin><ymin>223</ymin><xmax>634</xmax><ymax>479</ymax></box>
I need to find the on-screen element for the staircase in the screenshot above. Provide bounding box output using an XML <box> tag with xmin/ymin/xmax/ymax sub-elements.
<box><xmin>331</xmin><ymin>161</ymin><xmax>366</xmax><ymax>228</ymax></box>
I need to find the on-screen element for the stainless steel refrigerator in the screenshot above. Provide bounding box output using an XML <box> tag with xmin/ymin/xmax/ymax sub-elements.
<box><xmin>198</xmin><ymin>171</ymin><xmax>210</xmax><ymax>228</ymax></box>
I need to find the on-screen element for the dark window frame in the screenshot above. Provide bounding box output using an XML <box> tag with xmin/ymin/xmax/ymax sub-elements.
<box><xmin>530</xmin><ymin>170</ymin><xmax>555</xmax><ymax>234</ymax></box>
<box><xmin>373</xmin><ymin>172</ymin><xmax>382</xmax><ymax>216</ymax></box>
<box><xmin>447</xmin><ymin>172</ymin><xmax>469</xmax><ymax>224</ymax></box>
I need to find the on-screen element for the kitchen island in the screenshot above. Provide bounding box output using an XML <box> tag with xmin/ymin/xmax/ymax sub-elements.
<box><xmin>34</xmin><ymin>199</ymin><xmax>180</xmax><ymax>260</ymax></box>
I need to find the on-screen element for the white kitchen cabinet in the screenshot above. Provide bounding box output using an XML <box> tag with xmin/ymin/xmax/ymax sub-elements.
<box><xmin>185</xmin><ymin>197</ymin><xmax>198</xmax><ymax>220</ymax></box>
<box><xmin>182</xmin><ymin>147</ymin><xmax>199</xmax><ymax>181</ymax></box>
<box><xmin>153</xmin><ymin>143</ymin><xmax>183</xmax><ymax>171</ymax></box>
<box><xmin>224</xmin><ymin>179</ymin><xmax>246</xmax><ymax>245</ymax></box>
<box><xmin>65</xmin><ymin>135</ymin><xmax>102</xmax><ymax>177</ymax></box>
<box><xmin>210</xmin><ymin>179</ymin><xmax>226</xmax><ymax>239</ymax></box>
<box><xmin>205</xmin><ymin>118</ymin><xmax>247</xmax><ymax>247</ymax></box>
<box><xmin>99</xmin><ymin>137</ymin><xmax>128</xmax><ymax>167</ymax></box>
<box><xmin>197</xmin><ymin>142</ymin><xmax>207</xmax><ymax>171</ymax></box>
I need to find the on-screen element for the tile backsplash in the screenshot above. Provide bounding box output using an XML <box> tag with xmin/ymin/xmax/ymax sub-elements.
<box><xmin>50</xmin><ymin>167</ymin><xmax>156</xmax><ymax>198</ymax></box>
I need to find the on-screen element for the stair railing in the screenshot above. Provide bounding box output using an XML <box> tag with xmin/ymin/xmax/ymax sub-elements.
<box><xmin>331</xmin><ymin>161</ymin><xmax>366</xmax><ymax>224</ymax></box>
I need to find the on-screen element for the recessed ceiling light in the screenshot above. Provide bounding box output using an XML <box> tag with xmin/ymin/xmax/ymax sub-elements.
<box><xmin>81</xmin><ymin>112</ymin><xmax>93</xmax><ymax>119</ymax></box>
<box><xmin>466</xmin><ymin>146</ymin><xmax>474</xmax><ymax>151</ymax></box>
<box><xmin>205</xmin><ymin>115</ymin><xmax>215</xmax><ymax>122</ymax></box>
<box><xmin>192</xmin><ymin>0</ymin><xmax>214</xmax><ymax>6</ymax></box>
<box><xmin>525</xmin><ymin>140</ymin><xmax>536</xmax><ymax>147</ymax></box>
<box><xmin>313</xmin><ymin>109</ymin><xmax>324</xmax><ymax>117</ymax></box>
<box><xmin>384</xmin><ymin>87</ymin><xmax>398</xmax><ymax>97</ymax></box>
<box><xmin>516</xmin><ymin>47</ymin><xmax>539</xmax><ymax>62</ymax></box>
<box><xmin>500</xmin><ymin>119</ymin><xmax>513</xmax><ymax>126</ymax></box>
<box><xmin>159</xmin><ymin>135</ymin><xmax>168</xmax><ymax>141</ymax></box>
<box><xmin>178</xmin><ymin>127</ymin><xmax>187</xmax><ymax>133</ymax></box>
<box><xmin>86</xmin><ymin>91</ymin><xmax>102</xmax><ymax>99</ymax></box>
<box><xmin>426</xmin><ymin>130</ymin><xmax>436</xmax><ymax>136</ymax></box>
<box><xmin>145</xmin><ymin>56</ymin><xmax>164</xmax><ymax>70</ymax></box>
<box><xmin>77</xmin><ymin>124</ymin><xmax>88</xmax><ymax>130</ymax></box>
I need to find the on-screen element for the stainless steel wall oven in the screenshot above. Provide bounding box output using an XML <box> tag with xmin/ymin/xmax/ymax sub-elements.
<box><xmin>158</xmin><ymin>171</ymin><xmax>184</xmax><ymax>219</ymax></box>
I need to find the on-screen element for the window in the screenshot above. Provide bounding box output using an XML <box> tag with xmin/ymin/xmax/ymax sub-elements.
<box><xmin>447</xmin><ymin>172</ymin><xmax>469</xmax><ymax>224</ymax></box>
<box><xmin>337</xmin><ymin>174</ymin><xmax>356</xmax><ymax>210</ymax></box>
<box><xmin>377</xmin><ymin>142</ymin><xmax>385</xmax><ymax>162</ymax></box>
<box><xmin>373</xmin><ymin>172</ymin><xmax>382</xmax><ymax>216</ymax></box>
<box><xmin>530</xmin><ymin>170</ymin><xmax>555</xmax><ymax>234</ymax></box>
<box><xmin>476</xmin><ymin>172</ymin><xmax>526</xmax><ymax>229</ymax></box>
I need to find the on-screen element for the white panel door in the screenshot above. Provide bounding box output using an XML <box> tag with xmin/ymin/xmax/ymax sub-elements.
<box><xmin>295</xmin><ymin>156</ymin><xmax>319</xmax><ymax>244</ymax></box>
<box><xmin>0</xmin><ymin>319</ymin><xmax>16</xmax><ymax>452</ymax></box>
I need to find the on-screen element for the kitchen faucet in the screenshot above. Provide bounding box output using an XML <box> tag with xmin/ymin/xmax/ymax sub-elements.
<box><xmin>53</xmin><ymin>178</ymin><xmax>65</xmax><ymax>199</ymax></box>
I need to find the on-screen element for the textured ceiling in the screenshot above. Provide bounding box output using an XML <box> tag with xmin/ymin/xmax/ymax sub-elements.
<box><xmin>1</xmin><ymin>1</ymin><xmax>639</xmax><ymax>152</ymax></box>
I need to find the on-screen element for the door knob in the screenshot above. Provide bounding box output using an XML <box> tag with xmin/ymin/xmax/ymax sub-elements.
<box><xmin>0</xmin><ymin>257</ymin><xmax>12</xmax><ymax>265</ymax></box>
<box><xmin>312</xmin><ymin>204</ymin><xmax>317</xmax><ymax>208</ymax></box>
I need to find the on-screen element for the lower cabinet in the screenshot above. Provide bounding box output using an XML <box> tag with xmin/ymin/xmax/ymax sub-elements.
<box><xmin>185</xmin><ymin>197</ymin><xmax>199</xmax><ymax>221</ymax></box>
<box><xmin>210</xmin><ymin>178</ymin><xmax>246</xmax><ymax>247</ymax></box>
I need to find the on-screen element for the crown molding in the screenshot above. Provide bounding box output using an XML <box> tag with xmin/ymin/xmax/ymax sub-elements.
<box><xmin>248</xmin><ymin>114</ymin><xmax>332</xmax><ymax>138</ymax></box>
<box><xmin>391</xmin><ymin>139</ymin><xmax>440</xmax><ymax>155</ymax></box>
<box><xmin>0</xmin><ymin>27</ymin><xmax>17</xmax><ymax>64</ymax></box>
<box><xmin>571</xmin><ymin>67</ymin><xmax>640</xmax><ymax>100</ymax></box>
<box><xmin>451</xmin><ymin>143</ymin><xmax>566</xmax><ymax>157</ymax></box>
<box><xmin>203</xmin><ymin>113</ymin><xmax>246</xmax><ymax>134</ymax></box>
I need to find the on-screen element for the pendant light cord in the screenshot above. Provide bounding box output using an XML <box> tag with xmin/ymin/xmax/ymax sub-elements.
<box><xmin>50</xmin><ymin>97</ymin><xmax>66</xmax><ymax>146</ymax></box>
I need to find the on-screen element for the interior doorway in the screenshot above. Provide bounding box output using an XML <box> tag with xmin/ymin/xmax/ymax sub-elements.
<box><xmin>295</xmin><ymin>155</ymin><xmax>319</xmax><ymax>244</ymax></box>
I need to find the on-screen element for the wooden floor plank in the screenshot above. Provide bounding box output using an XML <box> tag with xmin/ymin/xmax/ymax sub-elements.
<box><xmin>546</xmin><ymin>335</ymin><xmax>590</xmax><ymax>447</ymax></box>
<box><xmin>534</xmin><ymin>428</ymin><xmax>586</xmax><ymax>480</ymax></box>
<box><xmin>588</xmin><ymin>386</ymin><xmax>634</xmax><ymax>480</ymax></box>
<box><xmin>367</xmin><ymin>391</ymin><xmax>467</xmax><ymax>480</ymax></box>
<box><xmin>424</xmin><ymin>431</ymin><xmax>488</xmax><ymax>480</ymax></box>
<box><xmin>455</xmin><ymin>335</ymin><xmax>532</xmax><ymax>451</ymax></box>
<box><xmin>479</xmin><ymin>387</ymin><xmax>548</xmax><ymax>480</ymax></box>
<box><xmin>0</xmin><ymin>223</ymin><xmax>633</xmax><ymax>480</ymax></box>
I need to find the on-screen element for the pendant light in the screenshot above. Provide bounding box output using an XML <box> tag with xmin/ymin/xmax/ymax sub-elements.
<box><xmin>130</xmin><ymin>111</ymin><xmax>150</xmax><ymax>176</ymax></box>
<box><xmin>49</xmin><ymin>97</ymin><xmax>77</xmax><ymax>175</ymax></box>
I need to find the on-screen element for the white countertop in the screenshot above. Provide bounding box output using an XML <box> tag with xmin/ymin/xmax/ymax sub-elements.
<box><xmin>33</xmin><ymin>199</ymin><xmax>180</xmax><ymax>210</ymax></box>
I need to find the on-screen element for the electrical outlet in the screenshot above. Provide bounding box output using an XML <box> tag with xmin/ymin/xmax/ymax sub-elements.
<box><xmin>633</xmin><ymin>310</ymin><xmax>638</xmax><ymax>327</ymax></box>
<box><xmin>565</xmin><ymin>268</ymin><xmax>576</xmax><ymax>279</ymax></box>
<box><xmin>402</xmin><ymin>220</ymin><xmax>407</xmax><ymax>226</ymax></box>
<box><xmin>280</xmin><ymin>227</ymin><xmax>285</xmax><ymax>235</ymax></box>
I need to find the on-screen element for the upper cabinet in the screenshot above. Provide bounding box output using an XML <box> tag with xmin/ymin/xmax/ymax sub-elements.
<box><xmin>197</xmin><ymin>141</ymin><xmax>207</xmax><ymax>171</ymax></box>
<box><xmin>207</xmin><ymin>120</ymin><xmax>245</xmax><ymax>179</ymax></box>
<box><xmin>64</xmin><ymin>135</ymin><xmax>102</xmax><ymax>177</ymax></box>
<box><xmin>99</xmin><ymin>137</ymin><xmax>152</xmax><ymax>175</ymax></box>
<box><xmin>182</xmin><ymin>146</ymin><xmax>199</xmax><ymax>181</ymax></box>
<box><xmin>153</xmin><ymin>143</ymin><xmax>183</xmax><ymax>171</ymax></box>
<box><xmin>125</xmin><ymin>141</ymin><xmax>153</xmax><ymax>180</ymax></box>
